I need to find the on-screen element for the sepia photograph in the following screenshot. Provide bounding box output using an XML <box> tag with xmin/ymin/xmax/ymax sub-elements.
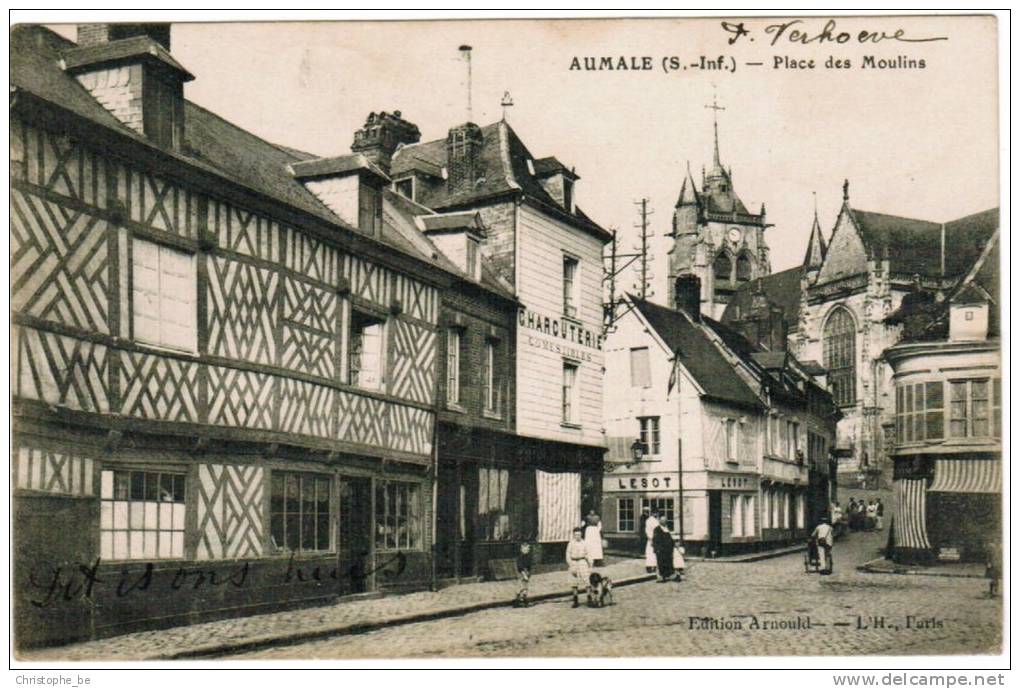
<box><xmin>7</xmin><ymin>10</ymin><xmax>1006</xmax><ymax>675</ymax></box>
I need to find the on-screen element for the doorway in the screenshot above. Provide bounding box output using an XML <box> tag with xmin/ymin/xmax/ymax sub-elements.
<box><xmin>708</xmin><ymin>490</ymin><xmax>722</xmax><ymax>556</ymax></box>
<box><xmin>338</xmin><ymin>476</ymin><xmax>373</xmax><ymax>595</ymax></box>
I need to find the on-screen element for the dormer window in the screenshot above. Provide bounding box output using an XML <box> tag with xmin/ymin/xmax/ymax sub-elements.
<box><xmin>394</xmin><ymin>177</ymin><xmax>414</xmax><ymax>201</ymax></box>
<box><xmin>563</xmin><ymin>178</ymin><xmax>574</xmax><ymax>212</ymax></box>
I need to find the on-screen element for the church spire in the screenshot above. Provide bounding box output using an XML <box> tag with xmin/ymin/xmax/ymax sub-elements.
<box><xmin>803</xmin><ymin>192</ymin><xmax>827</xmax><ymax>270</ymax></box>
<box><xmin>705</xmin><ymin>90</ymin><xmax>726</xmax><ymax>172</ymax></box>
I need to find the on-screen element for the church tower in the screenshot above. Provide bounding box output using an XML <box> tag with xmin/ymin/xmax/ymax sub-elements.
<box><xmin>666</xmin><ymin>95</ymin><xmax>771</xmax><ymax>320</ymax></box>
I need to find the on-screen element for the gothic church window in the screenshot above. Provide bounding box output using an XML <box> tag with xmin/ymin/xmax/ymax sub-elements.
<box><xmin>736</xmin><ymin>252</ymin><xmax>753</xmax><ymax>282</ymax></box>
<box><xmin>713</xmin><ymin>251</ymin><xmax>733</xmax><ymax>282</ymax></box>
<box><xmin>823</xmin><ymin>306</ymin><xmax>857</xmax><ymax>406</ymax></box>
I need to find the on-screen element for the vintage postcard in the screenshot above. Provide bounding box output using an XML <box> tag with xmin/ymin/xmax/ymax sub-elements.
<box><xmin>9</xmin><ymin>12</ymin><xmax>1003</xmax><ymax>670</ymax></box>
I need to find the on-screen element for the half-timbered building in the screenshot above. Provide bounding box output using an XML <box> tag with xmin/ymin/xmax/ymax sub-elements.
<box><xmin>11</xmin><ymin>24</ymin><xmax>461</xmax><ymax>647</ymax></box>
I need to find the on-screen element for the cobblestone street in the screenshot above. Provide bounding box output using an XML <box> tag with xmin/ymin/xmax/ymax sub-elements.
<box><xmin>236</xmin><ymin>528</ymin><xmax>1001</xmax><ymax>659</ymax></box>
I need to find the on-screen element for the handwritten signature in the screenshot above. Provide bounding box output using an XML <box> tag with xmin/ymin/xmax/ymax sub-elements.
<box><xmin>26</xmin><ymin>552</ymin><xmax>408</xmax><ymax>608</ymax></box>
<box><xmin>721</xmin><ymin>19</ymin><xmax>948</xmax><ymax>46</ymax></box>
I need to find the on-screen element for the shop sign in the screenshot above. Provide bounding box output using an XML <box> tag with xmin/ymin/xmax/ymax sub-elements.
<box><xmin>708</xmin><ymin>474</ymin><xmax>756</xmax><ymax>490</ymax></box>
<box><xmin>604</xmin><ymin>474</ymin><xmax>676</xmax><ymax>492</ymax></box>
<box><xmin>519</xmin><ymin>307</ymin><xmax>603</xmax><ymax>350</ymax></box>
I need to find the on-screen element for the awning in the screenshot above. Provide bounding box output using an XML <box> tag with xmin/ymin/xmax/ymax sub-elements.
<box><xmin>928</xmin><ymin>459</ymin><xmax>1001</xmax><ymax>494</ymax></box>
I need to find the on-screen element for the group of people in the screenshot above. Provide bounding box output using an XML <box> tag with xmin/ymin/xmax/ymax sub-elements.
<box><xmin>517</xmin><ymin>509</ymin><xmax>611</xmax><ymax>609</ymax></box>
<box><xmin>516</xmin><ymin>507</ymin><xmax>688</xmax><ymax>609</ymax></box>
<box><xmin>639</xmin><ymin>508</ymin><xmax>686</xmax><ymax>583</ymax></box>
<box><xmin>842</xmin><ymin>497</ymin><xmax>884</xmax><ymax>532</ymax></box>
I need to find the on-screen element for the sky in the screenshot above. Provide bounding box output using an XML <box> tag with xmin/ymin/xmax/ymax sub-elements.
<box><xmin>51</xmin><ymin>16</ymin><xmax>999</xmax><ymax>303</ymax></box>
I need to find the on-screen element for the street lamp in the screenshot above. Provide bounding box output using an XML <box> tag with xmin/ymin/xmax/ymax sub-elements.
<box><xmin>630</xmin><ymin>439</ymin><xmax>646</xmax><ymax>462</ymax></box>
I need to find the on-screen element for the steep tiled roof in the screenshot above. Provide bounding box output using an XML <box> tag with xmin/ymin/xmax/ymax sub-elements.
<box><xmin>721</xmin><ymin>267</ymin><xmax>805</xmax><ymax>332</ymax></box>
<box><xmin>9</xmin><ymin>24</ymin><xmax>466</xmax><ymax>274</ymax></box>
<box><xmin>850</xmin><ymin>207</ymin><xmax>998</xmax><ymax>278</ymax></box>
<box><xmin>631</xmin><ymin>298</ymin><xmax>762</xmax><ymax>409</ymax></box>
<box><xmin>888</xmin><ymin>227</ymin><xmax>1000</xmax><ymax>342</ymax></box>
<box><xmin>390</xmin><ymin>121</ymin><xmax>611</xmax><ymax>242</ymax></box>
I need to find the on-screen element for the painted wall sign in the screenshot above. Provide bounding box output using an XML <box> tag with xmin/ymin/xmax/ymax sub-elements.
<box><xmin>518</xmin><ymin>307</ymin><xmax>604</xmax><ymax>351</ymax></box>
<box><xmin>603</xmin><ymin>474</ymin><xmax>677</xmax><ymax>492</ymax></box>
<box><xmin>708</xmin><ymin>474</ymin><xmax>756</xmax><ymax>490</ymax></box>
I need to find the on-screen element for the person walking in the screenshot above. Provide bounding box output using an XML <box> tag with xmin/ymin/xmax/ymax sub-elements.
<box><xmin>811</xmin><ymin>517</ymin><xmax>835</xmax><ymax>574</ymax></box>
<box><xmin>866</xmin><ymin>499</ymin><xmax>878</xmax><ymax>531</ymax></box>
<box><xmin>565</xmin><ymin>527</ymin><xmax>591</xmax><ymax>608</ymax></box>
<box><xmin>583</xmin><ymin>509</ymin><xmax>605</xmax><ymax>567</ymax></box>
<box><xmin>875</xmin><ymin>498</ymin><xmax>884</xmax><ymax>530</ymax></box>
<box><xmin>652</xmin><ymin>519</ymin><xmax>675</xmax><ymax>582</ymax></box>
<box><xmin>644</xmin><ymin>509</ymin><xmax>660</xmax><ymax>573</ymax></box>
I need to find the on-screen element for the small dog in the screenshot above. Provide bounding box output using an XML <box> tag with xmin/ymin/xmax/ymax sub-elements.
<box><xmin>587</xmin><ymin>572</ymin><xmax>614</xmax><ymax>607</ymax></box>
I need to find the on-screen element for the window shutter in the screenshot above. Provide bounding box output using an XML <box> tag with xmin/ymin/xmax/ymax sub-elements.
<box><xmin>132</xmin><ymin>239</ymin><xmax>162</xmax><ymax>344</ymax></box>
<box><xmin>158</xmin><ymin>246</ymin><xmax>196</xmax><ymax>351</ymax></box>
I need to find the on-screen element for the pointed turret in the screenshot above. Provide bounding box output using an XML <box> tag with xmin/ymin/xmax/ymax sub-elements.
<box><xmin>675</xmin><ymin>162</ymin><xmax>699</xmax><ymax>208</ymax></box>
<box><xmin>803</xmin><ymin>193</ymin><xmax>827</xmax><ymax>271</ymax></box>
<box><xmin>671</xmin><ymin>162</ymin><xmax>700</xmax><ymax>237</ymax></box>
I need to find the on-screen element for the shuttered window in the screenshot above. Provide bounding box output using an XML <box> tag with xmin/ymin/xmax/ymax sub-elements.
<box><xmin>446</xmin><ymin>328</ymin><xmax>461</xmax><ymax>405</ymax></box>
<box><xmin>630</xmin><ymin>347</ymin><xmax>651</xmax><ymax>388</ymax></box>
<box><xmin>132</xmin><ymin>238</ymin><xmax>196</xmax><ymax>352</ymax></box>
<box><xmin>349</xmin><ymin>310</ymin><xmax>385</xmax><ymax>390</ymax></box>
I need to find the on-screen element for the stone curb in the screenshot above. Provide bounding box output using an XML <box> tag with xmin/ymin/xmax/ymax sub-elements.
<box><xmin>856</xmin><ymin>557</ymin><xmax>986</xmax><ymax>579</ymax></box>
<box><xmin>153</xmin><ymin>572</ymin><xmax>660</xmax><ymax>660</ymax></box>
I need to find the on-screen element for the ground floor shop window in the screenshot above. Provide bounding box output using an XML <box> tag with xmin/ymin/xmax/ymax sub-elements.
<box><xmin>100</xmin><ymin>469</ymin><xmax>185</xmax><ymax>560</ymax></box>
<box><xmin>270</xmin><ymin>472</ymin><xmax>332</xmax><ymax>552</ymax></box>
<box><xmin>376</xmin><ymin>481</ymin><xmax>423</xmax><ymax>550</ymax></box>
<box><xmin>642</xmin><ymin>497</ymin><xmax>674</xmax><ymax>531</ymax></box>
<box><xmin>617</xmin><ymin>497</ymin><xmax>635</xmax><ymax>532</ymax></box>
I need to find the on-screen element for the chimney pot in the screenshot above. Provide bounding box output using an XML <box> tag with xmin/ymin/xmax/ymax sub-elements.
<box><xmin>351</xmin><ymin>110</ymin><xmax>420</xmax><ymax>174</ymax></box>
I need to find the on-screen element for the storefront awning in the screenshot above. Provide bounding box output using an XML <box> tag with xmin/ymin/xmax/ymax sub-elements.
<box><xmin>928</xmin><ymin>459</ymin><xmax>1001</xmax><ymax>494</ymax></box>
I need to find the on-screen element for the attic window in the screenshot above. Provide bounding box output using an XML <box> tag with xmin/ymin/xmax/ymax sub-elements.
<box><xmin>563</xmin><ymin>178</ymin><xmax>574</xmax><ymax>212</ymax></box>
<box><xmin>526</xmin><ymin>159</ymin><xmax>536</xmax><ymax>176</ymax></box>
<box><xmin>394</xmin><ymin>177</ymin><xmax>414</xmax><ymax>201</ymax></box>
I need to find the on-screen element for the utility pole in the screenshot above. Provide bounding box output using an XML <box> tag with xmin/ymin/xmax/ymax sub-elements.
<box><xmin>633</xmin><ymin>198</ymin><xmax>654</xmax><ymax>301</ymax></box>
<box><xmin>602</xmin><ymin>199</ymin><xmax>656</xmax><ymax>331</ymax></box>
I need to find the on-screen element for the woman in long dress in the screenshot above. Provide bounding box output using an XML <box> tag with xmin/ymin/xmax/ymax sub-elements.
<box><xmin>644</xmin><ymin>510</ymin><xmax>660</xmax><ymax>573</ymax></box>
<box><xmin>583</xmin><ymin>510</ymin><xmax>604</xmax><ymax>567</ymax></box>
<box><xmin>653</xmin><ymin>521</ymin><xmax>675</xmax><ymax>582</ymax></box>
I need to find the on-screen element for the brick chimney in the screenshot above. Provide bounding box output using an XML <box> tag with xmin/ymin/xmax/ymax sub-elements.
<box><xmin>351</xmin><ymin>111</ymin><xmax>421</xmax><ymax>174</ymax></box>
<box><xmin>674</xmin><ymin>274</ymin><xmax>702</xmax><ymax>321</ymax></box>
<box><xmin>77</xmin><ymin>23</ymin><xmax>171</xmax><ymax>50</ymax></box>
<box><xmin>63</xmin><ymin>23</ymin><xmax>192</xmax><ymax>150</ymax></box>
<box><xmin>446</xmin><ymin>123</ymin><xmax>484</xmax><ymax>193</ymax></box>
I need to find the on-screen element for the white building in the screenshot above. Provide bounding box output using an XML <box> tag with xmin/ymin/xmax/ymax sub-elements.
<box><xmin>601</xmin><ymin>280</ymin><xmax>835</xmax><ymax>556</ymax></box>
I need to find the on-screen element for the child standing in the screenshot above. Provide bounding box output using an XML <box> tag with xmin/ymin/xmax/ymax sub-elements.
<box><xmin>514</xmin><ymin>542</ymin><xmax>533</xmax><ymax>607</ymax></box>
<box><xmin>673</xmin><ymin>543</ymin><xmax>686</xmax><ymax>582</ymax></box>
<box><xmin>565</xmin><ymin>526</ymin><xmax>591</xmax><ymax>608</ymax></box>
